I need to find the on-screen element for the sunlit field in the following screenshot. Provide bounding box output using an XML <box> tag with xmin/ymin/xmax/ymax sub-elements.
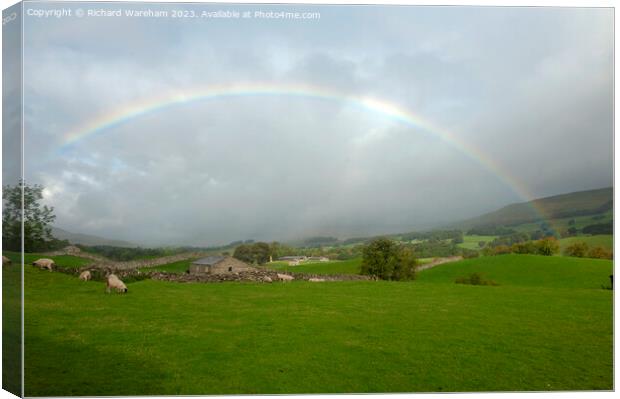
<box><xmin>15</xmin><ymin>254</ymin><xmax>612</xmax><ymax>396</ymax></box>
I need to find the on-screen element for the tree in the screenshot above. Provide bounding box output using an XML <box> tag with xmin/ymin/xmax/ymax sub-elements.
<box><xmin>535</xmin><ymin>237</ymin><xmax>560</xmax><ymax>256</ymax></box>
<box><xmin>360</xmin><ymin>238</ymin><xmax>417</xmax><ymax>281</ymax></box>
<box><xmin>233</xmin><ymin>244</ymin><xmax>255</xmax><ymax>264</ymax></box>
<box><xmin>3</xmin><ymin>182</ymin><xmax>61</xmax><ymax>252</ymax></box>
<box><xmin>582</xmin><ymin>221</ymin><xmax>613</xmax><ymax>235</ymax></box>
<box><xmin>232</xmin><ymin>241</ymin><xmax>271</xmax><ymax>265</ymax></box>
<box><xmin>252</xmin><ymin>242</ymin><xmax>271</xmax><ymax>265</ymax></box>
<box><xmin>452</xmin><ymin>231</ymin><xmax>464</xmax><ymax>244</ymax></box>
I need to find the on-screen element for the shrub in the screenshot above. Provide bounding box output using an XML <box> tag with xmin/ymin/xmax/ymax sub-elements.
<box><xmin>461</xmin><ymin>248</ymin><xmax>480</xmax><ymax>259</ymax></box>
<box><xmin>492</xmin><ymin>245</ymin><xmax>512</xmax><ymax>255</ymax></box>
<box><xmin>455</xmin><ymin>272</ymin><xmax>498</xmax><ymax>286</ymax></box>
<box><xmin>511</xmin><ymin>241</ymin><xmax>537</xmax><ymax>254</ymax></box>
<box><xmin>564</xmin><ymin>242</ymin><xmax>589</xmax><ymax>257</ymax></box>
<box><xmin>588</xmin><ymin>246</ymin><xmax>613</xmax><ymax>260</ymax></box>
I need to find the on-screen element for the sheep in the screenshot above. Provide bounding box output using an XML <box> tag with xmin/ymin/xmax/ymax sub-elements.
<box><xmin>277</xmin><ymin>273</ymin><xmax>294</xmax><ymax>282</ymax></box>
<box><xmin>79</xmin><ymin>270</ymin><xmax>91</xmax><ymax>281</ymax></box>
<box><xmin>2</xmin><ymin>256</ymin><xmax>11</xmax><ymax>266</ymax></box>
<box><xmin>308</xmin><ymin>278</ymin><xmax>326</xmax><ymax>282</ymax></box>
<box><xmin>33</xmin><ymin>258</ymin><xmax>54</xmax><ymax>272</ymax></box>
<box><xmin>263</xmin><ymin>276</ymin><xmax>273</xmax><ymax>283</ymax></box>
<box><xmin>105</xmin><ymin>274</ymin><xmax>128</xmax><ymax>293</ymax></box>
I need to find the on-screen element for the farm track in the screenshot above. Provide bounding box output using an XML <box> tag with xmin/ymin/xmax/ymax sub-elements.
<box><xmin>416</xmin><ymin>256</ymin><xmax>463</xmax><ymax>272</ymax></box>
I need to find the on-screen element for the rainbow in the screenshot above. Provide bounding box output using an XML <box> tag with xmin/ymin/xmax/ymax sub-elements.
<box><xmin>59</xmin><ymin>82</ymin><xmax>554</xmax><ymax>228</ymax></box>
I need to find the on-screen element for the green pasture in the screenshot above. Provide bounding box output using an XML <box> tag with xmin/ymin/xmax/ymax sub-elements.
<box><xmin>15</xmin><ymin>253</ymin><xmax>612</xmax><ymax>395</ymax></box>
<box><xmin>558</xmin><ymin>235</ymin><xmax>613</xmax><ymax>252</ymax></box>
<box><xmin>2</xmin><ymin>254</ymin><xmax>22</xmax><ymax>396</ymax></box>
<box><xmin>418</xmin><ymin>254</ymin><xmax>612</xmax><ymax>289</ymax></box>
<box><xmin>3</xmin><ymin>251</ymin><xmax>92</xmax><ymax>269</ymax></box>
<box><xmin>458</xmin><ymin>235</ymin><xmax>497</xmax><ymax>250</ymax></box>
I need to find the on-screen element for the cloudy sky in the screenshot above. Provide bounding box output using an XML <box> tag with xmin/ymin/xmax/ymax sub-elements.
<box><xmin>7</xmin><ymin>2</ymin><xmax>613</xmax><ymax>246</ymax></box>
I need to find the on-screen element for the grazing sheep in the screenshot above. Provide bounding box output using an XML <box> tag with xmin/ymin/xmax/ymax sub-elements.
<box><xmin>2</xmin><ymin>256</ymin><xmax>11</xmax><ymax>266</ymax></box>
<box><xmin>33</xmin><ymin>258</ymin><xmax>54</xmax><ymax>272</ymax></box>
<box><xmin>263</xmin><ymin>276</ymin><xmax>273</xmax><ymax>283</ymax></box>
<box><xmin>308</xmin><ymin>278</ymin><xmax>325</xmax><ymax>282</ymax></box>
<box><xmin>79</xmin><ymin>270</ymin><xmax>91</xmax><ymax>281</ymax></box>
<box><xmin>277</xmin><ymin>273</ymin><xmax>294</xmax><ymax>282</ymax></box>
<box><xmin>105</xmin><ymin>274</ymin><xmax>128</xmax><ymax>293</ymax></box>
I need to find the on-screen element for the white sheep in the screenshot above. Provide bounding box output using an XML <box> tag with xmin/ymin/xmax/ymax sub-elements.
<box><xmin>33</xmin><ymin>258</ymin><xmax>54</xmax><ymax>272</ymax></box>
<box><xmin>79</xmin><ymin>270</ymin><xmax>91</xmax><ymax>281</ymax></box>
<box><xmin>277</xmin><ymin>273</ymin><xmax>294</xmax><ymax>282</ymax></box>
<box><xmin>105</xmin><ymin>274</ymin><xmax>128</xmax><ymax>293</ymax></box>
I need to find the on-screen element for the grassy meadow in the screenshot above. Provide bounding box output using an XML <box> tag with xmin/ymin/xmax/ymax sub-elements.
<box><xmin>458</xmin><ymin>235</ymin><xmax>497</xmax><ymax>250</ymax></box>
<box><xmin>558</xmin><ymin>235</ymin><xmax>613</xmax><ymax>252</ymax></box>
<box><xmin>11</xmin><ymin>252</ymin><xmax>612</xmax><ymax>395</ymax></box>
<box><xmin>3</xmin><ymin>250</ymin><xmax>92</xmax><ymax>269</ymax></box>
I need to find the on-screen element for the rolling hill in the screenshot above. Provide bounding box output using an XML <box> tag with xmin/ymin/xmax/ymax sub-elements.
<box><xmin>453</xmin><ymin>187</ymin><xmax>612</xmax><ymax>229</ymax></box>
<box><xmin>51</xmin><ymin>227</ymin><xmax>136</xmax><ymax>248</ymax></box>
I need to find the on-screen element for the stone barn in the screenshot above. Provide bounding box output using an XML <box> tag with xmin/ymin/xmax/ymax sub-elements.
<box><xmin>189</xmin><ymin>256</ymin><xmax>256</xmax><ymax>275</ymax></box>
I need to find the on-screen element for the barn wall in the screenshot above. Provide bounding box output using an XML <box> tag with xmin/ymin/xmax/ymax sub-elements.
<box><xmin>189</xmin><ymin>264</ymin><xmax>210</xmax><ymax>275</ymax></box>
<box><xmin>210</xmin><ymin>258</ymin><xmax>255</xmax><ymax>274</ymax></box>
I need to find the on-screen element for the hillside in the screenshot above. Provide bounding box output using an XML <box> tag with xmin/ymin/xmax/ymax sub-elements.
<box><xmin>454</xmin><ymin>187</ymin><xmax>612</xmax><ymax>229</ymax></box>
<box><xmin>51</xmin><ymin>227</ymin><xmax>136</xmax><ymax>248</ymax></box>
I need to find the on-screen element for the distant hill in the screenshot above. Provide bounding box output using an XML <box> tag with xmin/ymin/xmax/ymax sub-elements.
<box><xmin>51</xmin><ymin>227</ymin><xmax>137</xmax><ymax>248</ymax></box>
<box><xmin>454</xmin><ymin>187</ymin><xmax>613</xmax><ymax>230</ymax></box>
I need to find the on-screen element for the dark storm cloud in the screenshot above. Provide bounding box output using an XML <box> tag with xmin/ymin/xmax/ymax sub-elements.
<box><xmin>16</xmin><ymin>3</ymin><xmax>613</xmax><ymax>246</ymax></box>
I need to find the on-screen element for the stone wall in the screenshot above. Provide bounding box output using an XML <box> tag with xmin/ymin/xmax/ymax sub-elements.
<box><xmin>150</xmin><ymin>270</ymin><xmax>374</xmax><ymax>283</ymax></box>
<box><xmin>47</xmin><ymin>247</ymin><xmax>375</xmax><ymax>284</ymax></box>
<box><xmin>108</xmin><ymin>252</ymin><xmax>209</xmax><ymax>270</ymax></box>
<box><xmin>45</xmin><ymin>246</ymin><xmax>209</xmax><ymax>271</ymax></box>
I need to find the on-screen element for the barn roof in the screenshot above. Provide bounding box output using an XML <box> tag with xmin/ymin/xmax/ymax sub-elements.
<box><xmin>192</xmin><ymin>256</ymin><xmax>226</xmax><ymax>266</ymax></box>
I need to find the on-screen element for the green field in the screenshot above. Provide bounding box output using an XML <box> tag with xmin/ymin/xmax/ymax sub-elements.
<box><xmin>457</xmin><ymin>235</ymin><xmax>497</xmax><ymax>250</ymax></box>
<box><xmin>3</xmin><ymin>251</ymin><xmax>92</xmax><ymax>269</ymax></box>
<box><xmin>558</xmin><ymin>235</ymin><xmax>613</xmax><ymax>252</ymax></box>
<box><xmin>418</xmin><ymin>254</ymin><xmax>612</xmax><ymax>289</ymax></box>
<box><xmin>264</xmin><ymin>258</ymin><xmax>363</xmax><ymax>275</ymax></box>
<box><xmin>16</xmin><ymin>253</ymin><xmax>612</xmax><ymax>395</ymax></box>
<box><xmin>2</xmin><ymin>254</ymin><xmax>22</xmax><ymax>396</ymax></box>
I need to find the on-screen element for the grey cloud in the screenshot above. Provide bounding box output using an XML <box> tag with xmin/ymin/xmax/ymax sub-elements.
<box><xmin>13</xmin><ymin>4</ymin><xmax>613</xmax><ymax>246</ymax></box>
